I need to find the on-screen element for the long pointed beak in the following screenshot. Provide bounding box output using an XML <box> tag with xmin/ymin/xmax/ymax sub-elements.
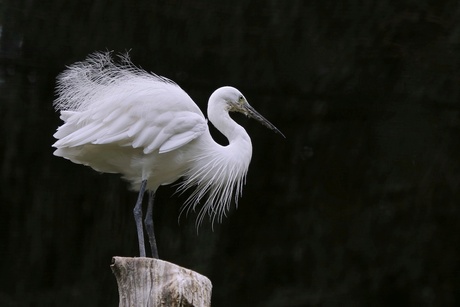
<box><xmin>244</xmin><ymin>103</ymin><xmax>285</xmax><ymax>138</ymax></box>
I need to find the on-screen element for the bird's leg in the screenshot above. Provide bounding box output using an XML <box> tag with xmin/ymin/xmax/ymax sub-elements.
<box><xmin>133</xmin><ymin>180</ymin><xmax>147</xmax><ymax>257</ymax></box>
<box><xmin>144</xmin><ymin>190</ymin><xmax>159</xmax><ymax>258</ymax></box>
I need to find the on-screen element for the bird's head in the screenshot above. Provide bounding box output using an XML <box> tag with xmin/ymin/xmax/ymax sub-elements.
<box><xmin>211</xmin><ymin>86</ymin><xmax>285</xmax><ymax>137</ymax></box>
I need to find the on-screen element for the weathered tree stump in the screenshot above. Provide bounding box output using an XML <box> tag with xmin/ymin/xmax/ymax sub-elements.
<box><xmin>111</xmin><ymin>257</ymin><xmax>212</xmax><ymax>307</ymax></box>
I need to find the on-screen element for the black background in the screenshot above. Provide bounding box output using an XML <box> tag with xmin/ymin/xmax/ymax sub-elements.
<box><xmin>1</xmin><ymin>1</ymin><xmax>459</xmax><ymax>306</ymax></box>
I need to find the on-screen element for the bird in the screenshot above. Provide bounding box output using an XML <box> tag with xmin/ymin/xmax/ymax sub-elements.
<box><xmin>52</xmin><ymin>52</ymin><xmax>284</xmax><ymax>258</ymax></box>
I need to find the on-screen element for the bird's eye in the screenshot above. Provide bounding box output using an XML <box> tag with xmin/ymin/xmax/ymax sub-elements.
<box><xmin>238</xmin><ymin>95</ymin><xmax>244</xmax><ymax>102</ymax></box>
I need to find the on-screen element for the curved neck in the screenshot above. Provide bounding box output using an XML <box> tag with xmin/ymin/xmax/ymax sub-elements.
<box><xmin>207</xmin><ymin>98</ymin><xmax>249</xmax><ymax>143</ymax></box>
<box><xmin>181</xmin><ymin>96</ymin><xmax>254</xmax><ymax>225</ymax></box>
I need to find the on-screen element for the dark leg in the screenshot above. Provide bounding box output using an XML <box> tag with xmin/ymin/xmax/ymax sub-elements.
<box><xmin>144</xmin><ymin>190</ymin><xmax>159</xmax><ymax>258</ymax></box>
<box><xmin>133</xmin><ymin>180</ymin><xmax>147</xmax><ymax>257</ymax></box>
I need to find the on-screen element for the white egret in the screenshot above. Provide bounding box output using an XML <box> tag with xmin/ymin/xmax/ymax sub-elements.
<box><xmin>52</xmin><ymin>52</ymin><xmax>284</xmax><ymax>258</ymax></box>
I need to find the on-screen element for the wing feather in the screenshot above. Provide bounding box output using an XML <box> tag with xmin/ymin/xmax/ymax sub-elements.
<box><xmin>127</xmin><ymin>119</ymin><xmax>145</xmax><ymax>137</ymax></box>
<box><xmin>53</xmin><ymin>52</ymin><xmax>207</xmax><ymax>154</ymax></box>
<box><xmin>55</xmin><ymin>122</ymin><xmax>105</xmax><ymax>147</ymax></box>
<box><xmin>159</xmin><ymin>114</ymin><xmax>207</xmax><ymax>153</ymax></box>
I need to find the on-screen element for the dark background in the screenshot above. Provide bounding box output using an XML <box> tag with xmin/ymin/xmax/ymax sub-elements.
<box><xmin>1</xmin><ymin>1</ymin><xmax>459</xmax><ymax>306</ymax></box>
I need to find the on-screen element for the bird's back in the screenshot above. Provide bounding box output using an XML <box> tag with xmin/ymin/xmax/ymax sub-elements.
<box><xmin>53</xmin><ymin>52</ymin><xmax>208</xmax><ymax>187</ymax></box>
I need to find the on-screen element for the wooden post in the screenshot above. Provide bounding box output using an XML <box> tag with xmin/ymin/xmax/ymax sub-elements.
<box><xmin>111</xmin><ymin>257</ymin><xmax>212</xmax><ymax>307</ymax></box>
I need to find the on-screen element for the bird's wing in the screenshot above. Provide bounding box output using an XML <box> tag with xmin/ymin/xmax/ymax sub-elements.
<box><xmin>53</xmin><ymin>71</ymin><xmax>207</xmax><ymax>154</ymax></box>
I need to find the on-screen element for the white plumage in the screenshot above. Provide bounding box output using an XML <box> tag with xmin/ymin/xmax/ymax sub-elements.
<box><xmin>53</xmin><ymin>52</ymin><xmax>283</xmax><ymax>257</ymax></box>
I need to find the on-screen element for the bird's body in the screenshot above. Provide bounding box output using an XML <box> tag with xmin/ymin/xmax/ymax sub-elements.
<box><xmin>53</xmin><ymin>52</ymin><xmax>283</xmax><ymax>257</ymax></box>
